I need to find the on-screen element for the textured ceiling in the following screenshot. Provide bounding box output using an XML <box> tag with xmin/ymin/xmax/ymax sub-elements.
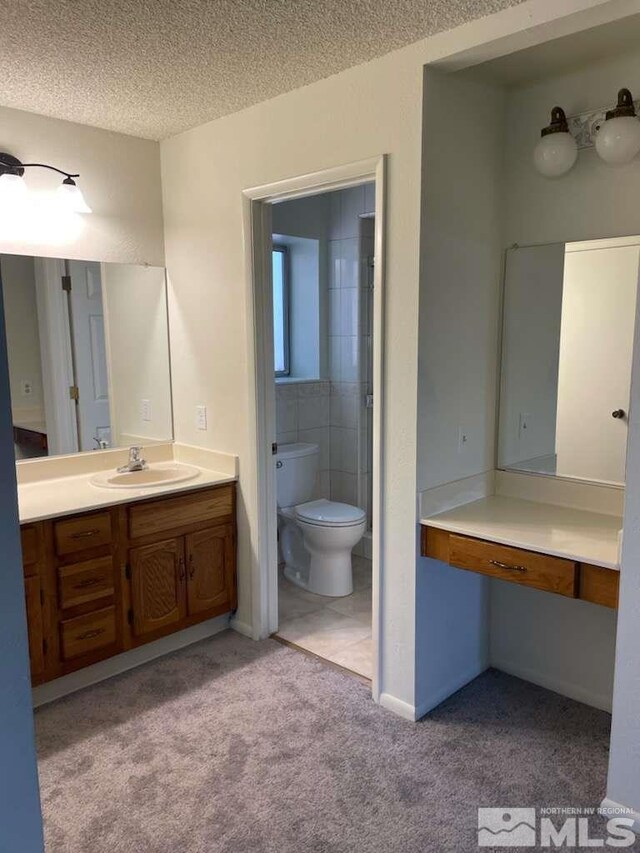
<box><xmin>0</xmin><ymin>0</ymin><xmax>524</xmax><ymax>140</ymax></box>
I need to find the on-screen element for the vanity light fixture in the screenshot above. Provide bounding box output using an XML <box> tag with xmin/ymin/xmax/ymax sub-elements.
<box><xmin>0</xmin><ymin>152</ymin><xmax>92</xmax><ymax>213</ymax></box>
<box><xmin>533</xmin><ymin>106</ymin><xmax>578</xmax><ymax>177</ymax></box>
<box><xmin>594</xmin><ymin>88</ymin><xmax>640</xmax><ymax>165</ymax></box>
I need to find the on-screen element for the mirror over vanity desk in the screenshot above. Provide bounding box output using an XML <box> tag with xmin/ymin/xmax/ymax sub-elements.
<box><xmin>420</xmin><ymin>234</ymin><xmax>633</xmax><ymax>713</ymax></box>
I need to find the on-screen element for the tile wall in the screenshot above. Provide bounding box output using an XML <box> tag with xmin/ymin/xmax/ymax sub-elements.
<box><xmin>328</xmin><ymin>185</ymin><xmax>375</xmax><ymax>525</ymax></box>
<box><xmin>276</xmin><ymin>380</ymin><xmax>331</xmax><ymax>499</ymax></box>
<box><xmin>274</xmin><ymin>182</ymin><xmax>375</xmax><ymax>524</ymax></box>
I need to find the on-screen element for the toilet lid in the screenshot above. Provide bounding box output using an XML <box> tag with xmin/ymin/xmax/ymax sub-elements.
<box><xmin>295</xmin><ymin>499</ymin><xmax>366</xmax><ymax>527</ymax></box>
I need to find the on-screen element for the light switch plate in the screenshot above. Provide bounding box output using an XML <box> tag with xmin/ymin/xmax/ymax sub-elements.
<box><xmin>141</xmin><ymin>399</ymin><xmax>152</xmax><ymax>422</ymax></box>
<box><xmin>196</xmin><ymin>405</ymin><xmax>208</xmax><ymax>431</ymax></box>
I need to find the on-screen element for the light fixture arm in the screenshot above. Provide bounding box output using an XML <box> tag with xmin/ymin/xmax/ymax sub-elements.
<box><xmin>0</xmin><ymin>153</ymin><xmax>79</xmax><ymax>180</ymax></box>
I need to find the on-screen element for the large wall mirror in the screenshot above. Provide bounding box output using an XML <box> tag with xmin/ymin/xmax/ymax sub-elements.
<box><xmin>498</xmin><ymin>236</ymin><xmax>639</xmax><ymax>486</ymax></box>
<box><xmin>0</xmin><ymin>254</ymin><xmax>173</xmax><ymax>460</ymax></box>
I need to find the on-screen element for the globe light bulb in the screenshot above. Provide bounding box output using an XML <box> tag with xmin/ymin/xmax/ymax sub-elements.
<box><xmin>533</xmin><ymin>106</ymin><xmax>578</xmax><ymax>178</ymax></box>
<box><xmin>595</xmin><ymin>89</ymin><xmax>640</xmax><ymax>165</ymax></box>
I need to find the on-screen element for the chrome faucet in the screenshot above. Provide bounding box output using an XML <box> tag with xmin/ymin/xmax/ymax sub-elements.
<box><xmin>117</xmin><ymin>446</ymin><xmax>148</xmax><ymax>473</ymax></box>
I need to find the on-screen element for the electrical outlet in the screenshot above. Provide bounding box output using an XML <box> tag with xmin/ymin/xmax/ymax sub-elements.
<box><xmin>141</xmin><ymin>399</ymin><xmax>152</xmax><ymax>422</ymax></box>
<box><xmin>21</xmin><ymin>380</ymin><xmax>33</xmax><ymax>397</ymax></box>
<box><xmin>519</xmin><ymin>412</ymin><xmax>532</xmax><ymax>440</ymax></box>
<box><xmin>458</xmin><ymin>426</ymin><xmax>469</xmax><ymax>453</ymax></box>
<box><xmin>196</xmin><ymin>405</ymin><xmax>208</xmax><ymax>431</ymax></box>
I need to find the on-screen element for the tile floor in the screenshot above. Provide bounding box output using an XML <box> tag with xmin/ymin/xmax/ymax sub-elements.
<box><xmin>276</xmin><ymin>555</ymin><xmax>373</xmax><ymax>678</ymax></box>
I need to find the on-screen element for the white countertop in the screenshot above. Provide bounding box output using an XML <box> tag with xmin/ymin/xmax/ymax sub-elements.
<box><xmin>18</xmin><ymin>467</ymin><xmax>236</xmax><ymax>524</ymax></box>
<box><xmin>421</xmin><ymin>495</ymin><xmax>622</xmax><ymax>570</ymax></box>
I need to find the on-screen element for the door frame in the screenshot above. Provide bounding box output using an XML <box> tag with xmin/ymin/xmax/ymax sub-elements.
<box><xmin>33</xmin><ymin>257</ymin><xmax>78</xmax><ymax>455</ymax></box>
<box><xmin>242</xmin><ymin>156</ymin><xmax>386</xmax><ymax>701</ymax></box>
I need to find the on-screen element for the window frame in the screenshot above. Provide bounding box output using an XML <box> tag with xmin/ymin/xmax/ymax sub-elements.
<box><xmin>272</xmin><ymin>244</ymin><xmax>290</xmax><ymax>377</ymax></box>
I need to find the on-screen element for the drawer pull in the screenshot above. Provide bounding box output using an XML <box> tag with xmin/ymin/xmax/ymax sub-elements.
<box><xmin>76</xmin><ymin>628</ymin><xmax>104</xmax><ymax>641</ymax></box>
<box><xmin>73</xmin><ymin>577</ymin><xmax>103</xmax><ymax>590</ymax></box>
<box><xmin>70</xmin><ymin>528</ymin><xmax>101</xmax><ymax>540</ymax></box>
<box><xmin>489</xmin><ymin>559</ymin><xmax>528</xmax><ymax>573</ymax></box>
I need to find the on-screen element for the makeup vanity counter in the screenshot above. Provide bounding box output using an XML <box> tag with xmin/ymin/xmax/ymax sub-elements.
<box><xmin>421</xmin><ymin>495</ymin><xmax>621</xmax><ymax>570</ymax></box>
<box><xmin>420</xmin><ymin>478</ymin><xmax>622</xmax><ymax>610</ymax></box>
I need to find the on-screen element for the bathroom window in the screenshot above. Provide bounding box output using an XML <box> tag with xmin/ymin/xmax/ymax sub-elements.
<box><xmin>273</xmin><ymin>246</ymin><xmax>290</xmax><ymax>376</ymax></box>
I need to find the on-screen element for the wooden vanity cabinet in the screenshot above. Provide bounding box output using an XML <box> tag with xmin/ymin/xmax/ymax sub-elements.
<box><xmin>129</xmin><ymin>537</ymin><xmax>187</xmax><ymax>637</ymax></box>
<box><xmin>125</xmin><ymin>486</ymin><xmax>237</xmax><ymax>646</ymax></box>
<box><xmin>19</xmin><ymin>482</ymin><xmax>237</xmax><ymax>686</ymax></box>
<box><xmin>421</xmin><ymin>526</ymin><xmax>619</xmax><ymax>608</ymax></box>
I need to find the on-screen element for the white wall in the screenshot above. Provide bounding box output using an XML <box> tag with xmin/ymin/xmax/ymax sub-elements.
<box><xmin>102</xmin><ymin>263</ymin><xmax>173</xmax><ymax>445</ymax></box>
<box><xmin>608</xmin><ymin>287</ymin><xmax>640</xmax><ymax>817</ymax></box>
<box><xmin>418</xmin><ymin>68</ymin><xmax>505</xmax><ymax>493</ymax></box>
<box><xmin>0</xmin><ymin>254</ymin><xmax>45</xmax><ymax>422</ymax></box>
<box><xmin>556</xmin><ymin>240</ymin><xmax>638</xmax><ymax>484</ymax></box>
<box><xmin>416</xmin><ymin>67</ymin><xmax>506</xmax><ymax>711</ymax></box>
<box><xmin>0</xmin><ymin>105</ymin><xmax>164</xmax><ymax>265</ymax></box>
<box><xmin>161</xmin><ymin>41</ymin><xmax>426</xmax><ymax>711</ymax></box>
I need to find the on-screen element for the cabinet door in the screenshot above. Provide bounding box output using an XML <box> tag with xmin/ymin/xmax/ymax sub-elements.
<box><xmin>130</xmin><ymin>538</ymin><xmax>186</xmax><ymax>637</ymax></box>
<box><xmin>24</xmin><ymin>577</ymin><xmax>45</xmax><ymax>681</ymax></box>
<box><xmin>186</xmin><ymin>524</ymin><xmax>235</xmax><ymax>616</ymax></box>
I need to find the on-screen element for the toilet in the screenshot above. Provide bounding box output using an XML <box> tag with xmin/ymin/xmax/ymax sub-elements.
<box><xmin>276</xmin><ymin>442</ymin><xmax>366</xmax><ymax>596</ymax></box>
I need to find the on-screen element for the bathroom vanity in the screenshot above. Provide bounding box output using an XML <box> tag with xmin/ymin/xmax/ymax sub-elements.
<box><xmin>20</xmin><ymin>477</ymin><xmax>237</xmax><ymax>686</ymax></box>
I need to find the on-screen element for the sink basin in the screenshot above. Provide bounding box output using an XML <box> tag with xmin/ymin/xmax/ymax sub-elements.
<box><xmin>90</xmin><ymin>462</ymin><xmax>201</xmax><ymax>490</ymax></box>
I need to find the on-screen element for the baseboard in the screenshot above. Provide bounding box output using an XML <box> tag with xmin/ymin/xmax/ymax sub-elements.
<box><xmin>32</xmin><ymin>614</ymin><xmax>230</xmax><ymax>707</ymax></box>
<box><xmin>600</xmin><ymin>799</ymin><xmax>640</xmax><ymax>833</ymax></box>
<box><xmin>415</xmin><ymin>663</ymin><xmax>489</xmax><ymax>719</ymax></box>
<box><xmin>230</xmin><ymin>617</ymin><xmax>254</xmax><ymax>639</ymax></box>
<box><xmin>492</xmin><ymin>657</ymin><xmax>613</xmax><ymax>712</ymax></box>
<box><xmin>379</xmin><ymin>692</ymin><xmax>418</xmax><ymax>721</ymax></box>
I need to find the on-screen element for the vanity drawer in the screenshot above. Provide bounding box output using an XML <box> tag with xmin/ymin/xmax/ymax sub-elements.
<box><xmin>54</xmin><ymin>512</ymin><xmax>112</xmax><ymax>557</ymax></box>
<box><xmin>448</xmin><ymin>534</ymin><xmax>578</xmax><ymax>597</ymax></box>
<box><xmin>21</xmin><ymin>526</ymin><xmax>40</xmax><ymax>577</ymax></box>
<box><xmin>58</xmin><ymin>557</ymin><xmax>115</xmax><ymax>609</ymax></box>
<box><xmin>128</xmin><ymin>486</ymin><xmax>233</xmax><ymax>539</ymax></box>
<box><xmin>60</xmin><ymin>606</ymin><xmax>116</xmax><ymax>660</ymax></box>
<box><xmin>579</xmin><ymin>564</ymin><xmax>619</xmax><ymax>609</ymax></box>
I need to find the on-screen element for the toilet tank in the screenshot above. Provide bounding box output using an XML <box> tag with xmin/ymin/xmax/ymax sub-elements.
<box><xmin>276</xmin><ymin>442</ymin><xmax>319</xmax><ymax>508</ymax></box>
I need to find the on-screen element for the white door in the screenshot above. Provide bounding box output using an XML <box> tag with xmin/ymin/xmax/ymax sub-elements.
<box><xmin>555</xmin><ymin>241</ymin><xmax>639</xmax><ymax>483</ymax></box>
<box><xmin>68</xmin><ymin>260</ymin><xmax>112</xmax><ymax>450</ymax></box>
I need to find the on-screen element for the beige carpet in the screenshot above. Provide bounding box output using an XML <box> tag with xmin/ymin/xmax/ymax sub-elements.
<box><xmin>36</xmin><ymin>631</ymin><xmax>616</xmax><ymax>852</ymax></box>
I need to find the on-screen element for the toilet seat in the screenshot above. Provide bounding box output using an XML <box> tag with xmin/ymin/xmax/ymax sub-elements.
<box><xmin>295</xmin><ymin>499</ymin><xmax>366</xmax><ymax>528</ymax></box>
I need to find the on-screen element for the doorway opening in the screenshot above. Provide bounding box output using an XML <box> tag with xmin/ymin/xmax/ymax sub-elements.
<box><xmin>244</xmin><ymin>158</ymin><xmax>384</xmax><ymax>697</ymax></box>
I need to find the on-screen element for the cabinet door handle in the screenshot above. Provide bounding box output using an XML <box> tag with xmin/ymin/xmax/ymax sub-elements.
<box><xmin>70</xmin><ymin>528</ymin><xmax>101</xmax><ymax>540</ymax></box>
<box><xmin>489</xmin><ymin>559</ymin><xmax>528</xmax><ymax>573</ymax></box>
<box><xmin>77</xmin><ymin>628</ymin><xmax>104</xmax><ymax>641</ymax></box>
<box><xmin>188</xmin><ymin>554</ymin><xmax>195</xmax><ymax>580</ymax></box>
<box><xmin>179</xmin><ymin>557</ymin><xmax>186</xmax><ymax>581</ymax></box>
<box><xmin>73</xmin><ymin>577</ymin><xmax>102</xmax><ymax>590</ymax></box>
